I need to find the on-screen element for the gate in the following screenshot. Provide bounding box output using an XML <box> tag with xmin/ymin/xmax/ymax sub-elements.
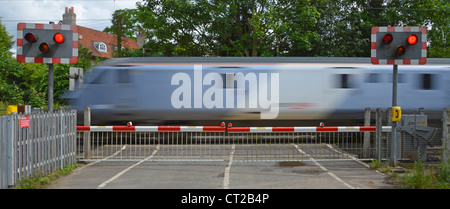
<box><xmin>76</xmin><ymin>125</ymin><xmax>392</xmax><ymax>162</ymax></box>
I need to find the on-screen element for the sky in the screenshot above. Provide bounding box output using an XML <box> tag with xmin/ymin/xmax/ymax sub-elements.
<box><xmin>0</xmin><ymin>0</ymin><xmax>141</xmax><ymax>55</ymax></box>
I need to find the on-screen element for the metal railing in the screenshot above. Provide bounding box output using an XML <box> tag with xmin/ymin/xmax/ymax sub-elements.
<box><xmin>76</xmin><ymin>125</ymin><xmax>392</xmax><ymax>162</ymax></box>
<box><xmin>76</xmin><ymin>126</ymin><xmax>228</xmax><ymax>161</ymax></box>
<box><xmin>1</xmin><ymin>110</ymin><xmax>77</xmax><ymax>188</ymax></box>
<box><xmin>227</xmin><ymin>126</ymin><xmax>392</xmax><ymax>162</ymax></box>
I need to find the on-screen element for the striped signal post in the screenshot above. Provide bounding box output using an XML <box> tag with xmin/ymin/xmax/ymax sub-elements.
<box><xmin>371</xmin><ymin>26</ymin><xmax>427</xmax><ymax>166</ymax></box>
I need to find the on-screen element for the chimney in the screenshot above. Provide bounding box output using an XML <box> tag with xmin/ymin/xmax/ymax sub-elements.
<box><xmin>62</xmin><ymin>7</ymin><xmax>76</xmax><ymax>25</ymax></box>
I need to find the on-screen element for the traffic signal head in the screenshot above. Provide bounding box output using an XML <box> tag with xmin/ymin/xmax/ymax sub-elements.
<box><xmin>16</xmin><ymin>23</ymin><xmax>79</xmax><ymax>64</ymax></box>
<box><xmin>396</xmin><ymin>45</ymin><xmax>406</xmax><ymax>56</ymax></box>
<box><xmin>24</xmin><ymin>32</ymin><xmax>38</xmax><ymax>43</ymax></box>
<box><xmin>53</xmin><ymin>33</ymin><xmax>64</xmax><ymax>44</ymax></box>
<box><xmin>407</xmin><ymin>34</ymin><xmax>418</xmax><ymax>45</ymax></box>
<box><xmin>383</xmin><ymin>34</ymin><xmax>393</xmax><ymax>44</ymax></box>
<box><xmin>371</xmin><ymin>27</ymin><xmax>426</xmax><ymax>65</ymax></box>
<box><xmin>377</xmin><ymin>32</ymin><xmax>422</xmax><ymax>59</ymax></box>
<box><xmin>21</xmin><ymin>28</ymin><xmax>73</xmax><ymax>58</ymax></box>
<box><xmin>39</xmin><ymin>43</ymin><xmax>51</xmax><ymax>53</ymax></box>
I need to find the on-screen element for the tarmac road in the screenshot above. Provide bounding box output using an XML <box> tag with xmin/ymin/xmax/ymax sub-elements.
<box><xmin>44</xmin><ymin>159</ymin><xmax>393</xmax><ymax>189</ymax></box>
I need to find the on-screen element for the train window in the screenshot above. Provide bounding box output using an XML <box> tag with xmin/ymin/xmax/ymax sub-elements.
<box><xmin>117</xmin><ymin>69</ymin><xmax>130</xmax><ymax>83</ymax></box>
<box><xmin>421</xmin><ymin>74</ymin><xmax>434</xmax><ymax>90</ymax></box>
<box><xmin>366</xmin><ymin>73</ymin><xmax>380</xmax><ymax>83</ymax></box>
<box><xmin>336</xmin><ymin>74</ymin><xmax>355</xmax><ymax>88</ymax></box>
<box><xmin>89</xmin><ymin>71</ymin><xmax>106</xmax><ymax>84</ymax></box>
<box><xmin>398</xmin><ymin>74</ymin><xmax>407</xmax><ymax>83</ymax></box>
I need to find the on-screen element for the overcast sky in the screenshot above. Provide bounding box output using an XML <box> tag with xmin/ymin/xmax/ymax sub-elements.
<box><xmin>0</xmin><ymin>0</ymin><xmax>141</xmax><ymax>55</ymax></box>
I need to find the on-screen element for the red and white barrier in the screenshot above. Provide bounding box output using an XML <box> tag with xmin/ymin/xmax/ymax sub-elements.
<box><xmin>77</xmin><ymin>125</ymin><xmax>391</xmax><ymax>133</ymax></box>
<box><xmin>77</xmin><ymin>126</ymin><xmax>226</xmax><ymax>132</ymax></box>
<box><xmin>227</xmin><ymin>126</ymin><xmax>392</xmax><ymax>133</ymax></box>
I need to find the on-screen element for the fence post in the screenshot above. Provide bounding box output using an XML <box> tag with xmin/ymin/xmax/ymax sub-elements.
<box><xmin>1</xmin><ymin>116</ymin><xmax>7</xmax><ymax>188</ymax></box>
<box><xmin>364</xmin><ymin>107</ymin><xmax>371</xmax><ymax>158</ymax></box>
<box><xmin>84</xmin><ymin>107</ymin><xmax>91</xmax><ymax>159</ymax></box>
<box><xmin>443</xmin><ymin>108</ymin><xmax>450</xmax><ymax>164</ymax></box>
<box><xmin>71</xmin><ymin>110</ymin><xmax>77</xmax><ymax>164</ymax></box>
<box><xmin>7</xmin><ymin>113</ymin><xmax>16</xmax><ymax>186</ymax></box>
<box><xmin>60</xmin><ymin>109</ymin><xmax>64</xmax><ymax>170</ymax></box>
<box><xmin>419</xmin><ymin>107</ymin><xmax>425</xmax><ymax>115</ymax></box>
<box><xmin>376</xmin><ymin>108</ymin><xmax>382</xmax><ymax>161</ymax></box>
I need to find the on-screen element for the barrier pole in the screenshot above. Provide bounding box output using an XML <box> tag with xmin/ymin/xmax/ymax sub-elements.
<box><xmin>83</xmin><ymin>107</ymin><xmax>91</xmax><ymax>159</ymax></box>
<box><xmin>363</xmin><ymin>107</ymin><xmax>371</xmax><ymax>158</ymax></box>
<box><xmin>390</xmin><ymin>64</ymin><xmax>398</xmax><ymax>166</ymax></box>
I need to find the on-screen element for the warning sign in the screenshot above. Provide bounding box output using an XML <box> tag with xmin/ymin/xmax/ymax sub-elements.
<box><xmin>20</xmin><ymin>116</ymin><xmax>30</xmax><ymax>128</ymax></box>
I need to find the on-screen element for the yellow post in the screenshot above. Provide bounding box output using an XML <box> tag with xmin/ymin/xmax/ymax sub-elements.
<box><xmin>6</xmin><ymin>105</ymin><xmax>17</xmax><ymax>114</ymax></box>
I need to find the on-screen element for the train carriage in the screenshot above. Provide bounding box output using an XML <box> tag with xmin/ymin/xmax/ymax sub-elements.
<box><xmin>64</xmin><ymin>57</ymin><xmax>450</xmax><ymax>126</ymax></box>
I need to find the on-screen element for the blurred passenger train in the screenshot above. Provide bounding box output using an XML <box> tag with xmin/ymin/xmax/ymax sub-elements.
<box><xmin>64</xmin><ymin>57</ymin><xmax>450</xmax><ymax>126</ymax></box>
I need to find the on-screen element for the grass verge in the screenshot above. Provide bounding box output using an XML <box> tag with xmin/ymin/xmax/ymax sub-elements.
<box><xmin>370</xmin><ymin>159</ymin><xmax>450</xmax><ymax>189</ymax></box>
<box><xmin>15</xmin><ymin>164</ymin><xmax>79</xmax><ymax>189</ymax></box>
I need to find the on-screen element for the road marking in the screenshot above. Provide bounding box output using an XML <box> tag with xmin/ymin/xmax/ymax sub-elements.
<box><xmin>83</xmin><ymin>145</ymin><xmax>127</xmax><ymax>168</ymax></box>
<box><xmin>325</xmin><ymin>144</ymin><xmax>388</xmax><ymax>176</ymax></box>
<box><xmin>293</xmin><ymin>144</ymin><xmax>356</xmax><ymax>189</ymax></box>
<box><xmin>97</xmin><ymin>145</ymin><xmax>160</xmax><ymax>189</ymax></box>
<box><xmin>223</xmin><ymin>144</ymin><xmax>235</xmax><ymax>189</ymax></box>
<box><xmin>325</xmin><ymin>144</ymin><xmax>370</xmax><ymax>168</ymax></box>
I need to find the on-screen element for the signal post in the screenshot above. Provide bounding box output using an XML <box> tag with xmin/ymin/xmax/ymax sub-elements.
<box><xmin>371</xmin><ymin>26</ymin><xmax>427</xmax><ymax>166</ymax></box>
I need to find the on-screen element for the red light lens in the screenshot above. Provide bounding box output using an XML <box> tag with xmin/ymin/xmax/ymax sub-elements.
<box><xmin>53</xmin><ymin>33</ymin><xmax>64</xmax><ymax>44</ymax></box>
<box><xmin>383</xmin><ymin>34</ymin><xmax>393</xmax><ymax>44</ymax></box>
<box><xmin>24</xmin><ymin>33</ymin><xmax>37</xmax><ymax>43</ymax></box>
<box><xmin>39</xmin><ymin>43</ymin><xmax>50</xmax><ymax>53</ymax></box>
<box><xmin>396</xmin><ymin>46</ymin><xmax>406</xmax><ymax>56</ymax></box>
<box><xmin>407</xmin><ymin>34</ymin><xmax>418</xmax><ymax>45</ymax></box>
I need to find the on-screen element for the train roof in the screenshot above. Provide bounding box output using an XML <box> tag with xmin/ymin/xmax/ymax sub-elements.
<box><xmin>99</xmin><ymin>57</ymin><xmax>450</xmax><ymax>65</ymax></box>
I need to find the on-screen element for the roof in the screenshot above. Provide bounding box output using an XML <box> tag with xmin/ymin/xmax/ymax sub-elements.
<box><xmin>77</xmin><ymin>26</ymin><xmax>140</xmax><ymax>59</ymax></box>
<box><xmin>99</xmin><ymin>57</ymin><xmax>450</xmax><ymax>65</ymax></box>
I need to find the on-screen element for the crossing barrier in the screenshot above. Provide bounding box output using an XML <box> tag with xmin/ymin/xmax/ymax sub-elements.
<box><xmin>76</xmin><ymin>125</ymin><xmax>392</xmax><ymax>162</ymax></box>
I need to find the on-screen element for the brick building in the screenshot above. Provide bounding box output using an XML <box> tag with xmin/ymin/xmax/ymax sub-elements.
<box><xmin>61</xmin><ymin>7</ymin><xmax>140</xmax><ymax>59</ymax></box>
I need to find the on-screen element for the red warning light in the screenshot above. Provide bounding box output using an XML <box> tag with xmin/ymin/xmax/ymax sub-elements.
<box><xmin>407</xmin><ymin>34</ymin><xmax>418</xmax><ymax>45</ymax></box>
<box><xmin>396</xmin><ymin>46</ymin><xmax>406</xmax><ymax>56</ymax></box>
<box><xmin>383</xmin><ymin>34</ymin><xmax>393</xmax><ymax>44</ymax></box>
<box><xmin>39</xmin><ymin>43</ymin><xmax>50</xmax><ymax>53</ymax></box>
<box><xmin>24</xmin><ymin>33</ymin><xmax>37</xmax><ymax>43</ymax></box>
<box><xmin>53</xmin><ymin>33</ymin><xmax>64</xmax><ymax>44</ymax></box>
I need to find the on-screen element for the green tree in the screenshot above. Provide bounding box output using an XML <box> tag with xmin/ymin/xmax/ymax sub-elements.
<box><xmin>268</xmin><ymin>0</ymin><xmax>321</xmax><ymax>56</ymax></box>
<box><xmin>0</xmin><ymin>19</ymin><xmax>47</xmax><ymax>106</ymax></box>
<box><xmin>104</xmin><ymin>9</ymin><xmax>145</xmax><ymax>57</ymax></box>
<box><xmin>135</xmin><ymin>0</ymin><xmax>321</xmax><ymax>57</ymax></box>
<box><xmin>107</xmin><ymin>0</ymin><xmax>448</xmax><ymax>58</ymax></box>
<box><xmin>315</xmin><ymin>0</ymin><xmax>449</xmax><ymax>58</ymax></box>
<box><xmin>104</xmin><ymin>9</ymin><xmax>140</xmax><ymax>39</ymax></box>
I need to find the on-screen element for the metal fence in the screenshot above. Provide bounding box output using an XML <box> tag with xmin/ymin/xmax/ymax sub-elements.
<box><xmin>76</xmin><ymin>125</ymin><xmax>392</xmax><ymax>162</ymax></box>
<box><xmin>443</xmin><ymin>108</ymin><xmax>449</xmax><ymax>163</ymax></box>
<box><xmin>2</xmin><ymin>107</ymin><xmax>447</xmax><ymax>188</ymax></box>
<box><xmin>375</xmin><ymin>107</ymin><xmax>445</xmax><ymax>162</ymax></box>
<box><xmin>0</xmin><ymin>110</ymin><xmax>77</xmax><ymax>188</ymax></box>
